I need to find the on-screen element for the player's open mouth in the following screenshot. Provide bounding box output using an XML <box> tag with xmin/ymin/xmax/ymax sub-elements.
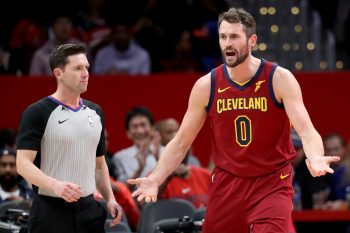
<box><xmin>226</xmin><ymin>51</ymin><xmax>236</xmax><ymax>57</ymax></box>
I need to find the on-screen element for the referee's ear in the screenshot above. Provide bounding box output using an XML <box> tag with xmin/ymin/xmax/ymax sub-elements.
<box><xmin>53</xmin><ymin>68</ymin><xmax>62</xmax><ymax>80</ymax></box>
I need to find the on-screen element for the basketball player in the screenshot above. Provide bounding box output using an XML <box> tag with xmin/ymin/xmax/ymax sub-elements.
<box><xmin>128</xmin><ymin>8</ymin><xmax>340</xmax><ymax>233</ymax></box>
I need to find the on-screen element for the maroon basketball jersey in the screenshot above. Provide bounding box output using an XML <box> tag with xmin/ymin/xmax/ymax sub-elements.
<box><xmin>206</xmin><ymin>59</ymin><xmax>296</xmax><ymax>177</ymax></box>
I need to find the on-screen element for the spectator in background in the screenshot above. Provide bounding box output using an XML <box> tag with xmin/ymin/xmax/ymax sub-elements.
<box><xmin>322</xmin><ymin>138</ymin><xmax>350</xmax><ymax>210</ymax></box>
<box><xmin>291</xmin><ymin>129</ymin><xmax>330</xmax><ymax>209</ymax></box>
<box><xmin>324</xmin><ymin>133</ymin><xmax>346</xmax><ymax>167</ymax></box>
<box><xmin>148</xmin><ymin>0</ymin><xmax>226</xmax><ymax>72</ymax></box>
<box><xmin>112</xmin><ymin>107</ymin><xmax>163</xmax><ymax>189</ymax></box>
<box><xmin>155</xmin><ymin>118</ymin><xmax>201</xmax><ymax>167</ymax></box>
<box><xmin>310</xmin><ymin>133</ymin><xmax>347</xmax><ymax>208</ymax></box>
<box><xmin>92</xmin><ymin>23</ymin><xmax>151</xmax><ymax>75</ymax></box>
<box><xmin>160</xmin><ymin>30</ymin><xmax>201</xmax><ymax>72</ymax></box>
<box><xmin>0</xmin><ymin>147</ymin><xmax>33</xmax><ymax>203</ymax></box>
<box><xmin>8</xmin><ymin>16</ymin><xmax>46</xmax><ymax>75</ymax></box>
<box><xmin>158</xmin><ymin>149</ymin><xmax>211</xmax><ymax>209</ymax></box>
<box><xmin>78</xmin><ymin>0</ymin><xmax>111</xmax><ymax>60</ymax></box>
<box><xmin>29</xmin><ymin>15</ymin><xmax>82</xmax><ymax>76</ymax></box>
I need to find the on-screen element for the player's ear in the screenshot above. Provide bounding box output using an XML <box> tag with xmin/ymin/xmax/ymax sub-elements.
<box><xmin>249</xmin><ymin>34</ymin><xmax>257</xmax><ymax>47</ymax></box>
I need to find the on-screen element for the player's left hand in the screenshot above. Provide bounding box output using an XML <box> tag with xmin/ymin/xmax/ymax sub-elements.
<box><xmin>306</xmin><ymin>156</ymin><xmax>340</xmax><ymax>177</ymax></box>
<box><xmin>106</xmin><ymin>199</ymin><xmax>123</xmax><ymax>226</ymax></box>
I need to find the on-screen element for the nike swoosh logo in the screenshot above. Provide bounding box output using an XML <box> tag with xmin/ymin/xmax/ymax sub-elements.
<box><xmin>181</xmin><ymin>188</ymin><xmax>191</xmax><ymax>194</ymax></box>
<box><xmin>280</xmin><ymin>173</ymin><xmax>290</xmax><ymax>179</ymax></box>
<box><xmin>218</xmin><ymin>87</ymin><xmax>231</xmax><ymax>93</ymax></box>
<box><xmin>58</xmin><ymin>119</ymin><xmax>69</xmax><ymax>124</ymax></box>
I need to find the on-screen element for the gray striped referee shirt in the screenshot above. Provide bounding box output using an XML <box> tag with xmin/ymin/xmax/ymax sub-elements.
<box><xmin>17</xmin><ymin>96</ymin><xmax>106</xmax><ymax>197</ymax></box>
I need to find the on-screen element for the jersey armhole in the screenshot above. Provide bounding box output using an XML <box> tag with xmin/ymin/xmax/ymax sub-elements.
<box><xmin>205</xmin><ymin>69</ymin><xmax>216</xmax><ymax>112</ymax></box>
<box><xmin>268</xmin><ymin>64</ymin><xmax>284</xmax><ymax>109</ymax></box>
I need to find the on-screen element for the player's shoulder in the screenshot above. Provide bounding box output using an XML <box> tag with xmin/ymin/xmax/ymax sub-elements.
<box><xmin>273</xmin><ymin>65</ymin><xmax>295</xmax><ymax>79</ymax></box>
<box><xmin>270</xmin><ymin>64</ymin><xmax>299</xmax><ymax>89</ymax></box>
<box><xmin>193</xmin><ymin>72</ymin><xmax>211</xmax><ymax>91</ymax></box>
<box><xmin>272</xmin><ymin>65</ymin><xmax>300</xmax><ymax>97</ymax></box>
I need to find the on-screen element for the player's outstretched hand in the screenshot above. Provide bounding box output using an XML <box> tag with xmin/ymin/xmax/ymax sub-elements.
<box><xmin>306</xmin><ymin>156</ymin><xmax>340</xmax><ymax>177</ymax></box>
<box><xmin>127</xmin><ymin>177</ymin><xmax>158</xmax><ymax>203</ymax></box>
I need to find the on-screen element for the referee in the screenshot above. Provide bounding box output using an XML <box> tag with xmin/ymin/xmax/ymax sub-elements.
<box><xmin>16</xmin><ymin>44</ymin><xmax>122</xmax><ymax>233</ymax></box>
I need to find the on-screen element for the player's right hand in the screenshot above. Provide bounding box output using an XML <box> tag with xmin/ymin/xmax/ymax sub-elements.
<box><xmin>127</xmin><ymin>177</ymin><xmax>158</xmax><ymax>203</ymax></box>
<box><xmin>305</xmin><ymin>155</ymin><xmax>340</xmax><ymax>177</ymax></box>
<box><xmin>53</xmin><ymin>181</ymin><xmax>82</xmax><ymax>202</ymax></box>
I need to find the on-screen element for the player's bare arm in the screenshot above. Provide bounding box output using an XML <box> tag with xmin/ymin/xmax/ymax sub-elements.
<box><xmin>16</xmin><ymin>149</ymin><xmax>82</xmax><ymax>202</ymax></box>
<box><xmin>127</xmin><ymin>73</ymin><xmax>211</xmax><ymax>202</ymax></box>
<box><xmin>273</xmin><ymin>67</ymin><xmax>340</xmax><ymax>176</ymax></box>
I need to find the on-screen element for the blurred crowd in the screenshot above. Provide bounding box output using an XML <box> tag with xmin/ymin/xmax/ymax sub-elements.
<box><xmin>0</xmin><ymin>0</ymin><xmax>349</xmax><ymax>75</ymax></box>
<box><xmin>0</xmin><ymin>0</ymin><xmax>230</xmax><ymax>76</ymax></box>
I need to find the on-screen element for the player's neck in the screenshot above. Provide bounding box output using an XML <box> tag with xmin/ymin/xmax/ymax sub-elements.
<box><xmin>227</xmin><ymin>56</ymin><xmax>261</xmax><ymax>83</ymax></box>
<box><xmin>51</xmin><ymin>89</ymin><xmax>81</xmax><ymax>108</ymax></box>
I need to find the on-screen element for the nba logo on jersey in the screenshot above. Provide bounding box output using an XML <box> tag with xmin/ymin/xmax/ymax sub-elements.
<box><xmin>88</xmin><ymin>116</ymin><xmax>94</xmax><ymax>127</ymax></box>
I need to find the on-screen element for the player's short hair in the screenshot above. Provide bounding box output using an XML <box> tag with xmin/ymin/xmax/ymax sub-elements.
<box><xmin>218</xmin><ymin>7</ymin><xmax>256</xmax><ymax>37</ymax></box>
<box><xmin>49</xmin><ymin>44</ymin><xmax>86</xmax><ymax>71</ymax></box>
<box><xmin>125</xmin><ymin>107</ymin><xmax>155</xmax><ymax>130</ymax></box>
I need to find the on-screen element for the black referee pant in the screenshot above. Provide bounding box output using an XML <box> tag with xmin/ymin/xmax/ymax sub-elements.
<box><xmin>27</xmin><ymin>194</ymin><xmax>107</xmax><ymax>233</ymax></box>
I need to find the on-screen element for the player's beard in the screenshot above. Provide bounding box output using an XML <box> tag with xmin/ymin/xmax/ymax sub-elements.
<box><xmin>222</xmin><ymin>41</ymin><xmax>250</xmax><ymax>68</ymax></box>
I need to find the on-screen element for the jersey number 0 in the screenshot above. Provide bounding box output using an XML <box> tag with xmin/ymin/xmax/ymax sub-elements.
<box><xmin>234</xmin><ymin>115</ymin><xmax>252</xmax><ymax>147</ymax></box>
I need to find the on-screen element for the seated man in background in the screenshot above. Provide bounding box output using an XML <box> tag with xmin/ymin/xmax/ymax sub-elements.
<box><xmin>92</xmin><ymin>22</ymin><xmax>151</xmax><ymax>75</ymax></box>
<box><xmin>291</xmin><ymin>129</ymin><xmax>330</xmax><ymax>210</ymax></box>
<box><xmin>324</xmin><ymin>133</ymin><xmax>346</xmax><ymax>168</ymax></box>
<box><xmin>113</xmin><ymin>107</ymin><xmax>163</xmax><ymax>190</ymax></box>
<box><xmin>29</xmin><ymin>15</ymin><xmax>83</xmax><ymax>76</ymax></box>
<box><xmin>313</xmin><ymin>133</ymin><xmax>346</xmax><ymax>210</ymax></box>
<box><xmin>323</xmin><ymin>137</ymin><xmax>349</xmax><ymax>210</ymax></box>
<box><xmin>155</xmin><ymin>118</ymin><xmax>201</xmax><ymax>167</ymax></box>
<box><xmin>0</xmin><ymin>147</ymin><xmax>33</xmax><ymax>203</ymax></box>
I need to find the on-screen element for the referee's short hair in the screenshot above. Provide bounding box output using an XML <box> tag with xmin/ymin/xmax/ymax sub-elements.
<box><xmin>49</xmin><ymin>43</ymin><xmax>87</xmax><ymax>71</ymax></box>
